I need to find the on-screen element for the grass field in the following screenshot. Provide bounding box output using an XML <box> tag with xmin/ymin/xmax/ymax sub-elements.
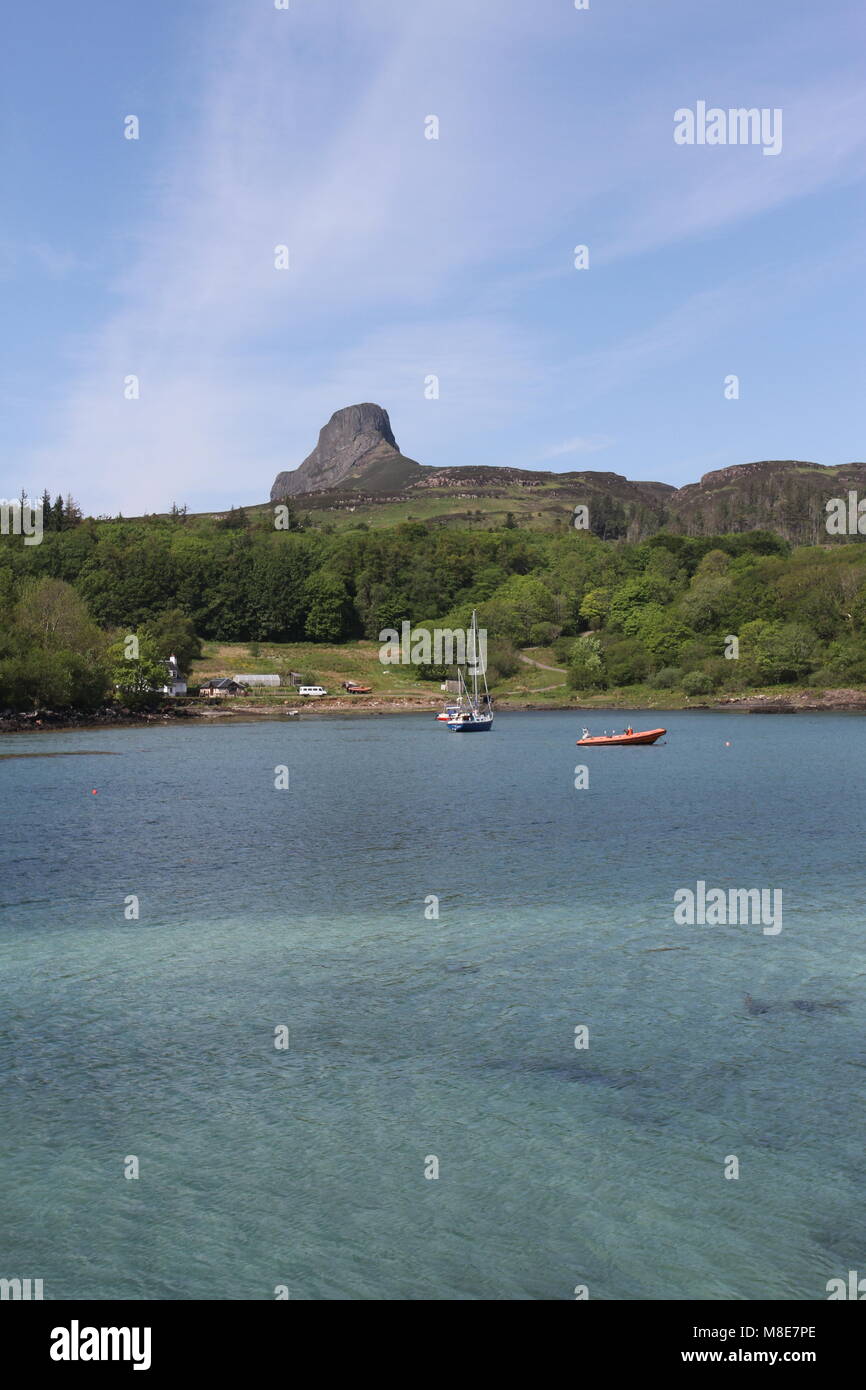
<box><xmin>192</xmin><ymin>640</ymin><xmax>693</xmax><ymax>707</ymax></box>
<box><xmin>191</xmin><ymin>640</ymin><xmax>439</xmax><ymax>696</ymax></box>
<box><xmin>189</xmin><ymin>641</ymin><xmax>866</xmax><ymax>711</ymax></box>
<box><xmin>232</xmin><ymin>484</ymin><xmax>592</xmax><ymax>533</ymax></box>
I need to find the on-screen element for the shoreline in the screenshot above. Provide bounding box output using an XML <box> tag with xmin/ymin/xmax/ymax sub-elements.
<box><xmin>3</xmin><ymin>687</ymin><xmax>866</xmax><ymax>735</ymax></box>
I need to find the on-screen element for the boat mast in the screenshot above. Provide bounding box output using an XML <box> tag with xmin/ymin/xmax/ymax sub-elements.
<box><xmin>469</xmin><ymin>610</ymin><xmax>480</xmax><ymax>709</ymax></box>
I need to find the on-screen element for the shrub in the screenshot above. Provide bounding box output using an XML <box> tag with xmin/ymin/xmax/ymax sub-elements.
<box><xmin>651</xmin><ymin>666</ymin><xmax>681</xmax><ymax>689</ymax></box>
<box><xmin>682</xmin><ymin>670</ymin><xmax>714</xmax><ymax>696</ymax></box>
<box><xmin>819</xmin><ymin>638</ymin><xmax>866</xmax><ymax>683</ymax></box>
<box><xmin>603</xmin><ymin>637</ymin><xmax>650</xmax><ymax>686</ymax></box>
<box><xmin>529</xmin><ymin>621</ymin><xmax>561</xmax><ymax>647</ymax></box>
<box><xmin>698</xmin><ymin>657</ymin><xmax>729</xmax><ymax>690</ymax></box>
<box><xmin>486</xmin><ymin>641</ymin><xmax>520</xmax><ymax>680</ymax></box>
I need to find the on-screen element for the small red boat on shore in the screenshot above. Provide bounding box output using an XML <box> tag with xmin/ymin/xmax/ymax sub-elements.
<box><xmin>576</xmin><ymin>727</ymin><xmax>666</xmax><ymax>746</ymax></box>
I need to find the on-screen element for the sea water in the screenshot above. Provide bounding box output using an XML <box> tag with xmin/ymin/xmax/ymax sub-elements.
<box><xmin>1</xmin><ymin>711</ymin><xmax>864</xmax><ymax>1300</ymax></box>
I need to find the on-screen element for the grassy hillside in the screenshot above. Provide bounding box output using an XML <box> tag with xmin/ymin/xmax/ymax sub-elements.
<box><xmin>202</xmin><ymin>458</ymin><xmax>866</xmax><ymax>545</ymax></box>
<box><xmin>192</xmin><ymin>639</ymin><xmax>430</xmax><ymax>696</ymax></box>
<box><xmin>340</xmin><ymin>450</ymin><xmax>427</xmax><ymax>494</ymax></box>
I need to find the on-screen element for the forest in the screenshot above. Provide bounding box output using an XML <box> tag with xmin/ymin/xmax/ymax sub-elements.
<box><xmin>2</xmin><ymin>506</ymin><xmax>866</xmax><ymax>709</ymax></box>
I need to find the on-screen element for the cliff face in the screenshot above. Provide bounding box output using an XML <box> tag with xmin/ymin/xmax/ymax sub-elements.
<box><xmin>670</xmin><ymin>460</ymin><xmax>866</xmax><ymax>543</ymax></box>
<box><xmin>270</xmin><ymin>404</ymin><xmax>402</xmax><ymax>499</ymax></box>
<box><xmin>269</xmin><ymin>405</ymin><xmax>866</xmax><ymax>544</ymax></box>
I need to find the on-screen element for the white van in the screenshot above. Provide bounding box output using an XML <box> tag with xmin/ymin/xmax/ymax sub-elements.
<box><xmin>298</xmin><ymin>685</ymin><xmax>328</xmax><ymax>697</ymax></box>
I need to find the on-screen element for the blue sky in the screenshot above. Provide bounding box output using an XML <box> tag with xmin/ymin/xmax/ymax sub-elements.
<box><xmin>2</xmin><ymin>0</ymin><xmax>864</xmax><ymax>514</ymax></box>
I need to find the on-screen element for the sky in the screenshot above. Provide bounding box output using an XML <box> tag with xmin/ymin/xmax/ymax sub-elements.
<box><xmin>1</xmin><ymin>0</ymin><xmax>865</xmax><ymax>515</ymax></box>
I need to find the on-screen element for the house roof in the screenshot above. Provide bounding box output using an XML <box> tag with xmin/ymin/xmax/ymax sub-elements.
<box><xmin>205</xmin><ymin>677</ymin><xmax>242</xmax><ymax>689</ymax></box>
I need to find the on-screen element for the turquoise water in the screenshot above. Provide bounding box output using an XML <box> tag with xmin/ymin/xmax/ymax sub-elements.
<box><xmin>2</xmin><ymin>710</ymin><xmax>865</xmax><ymax>1300</ymax></box>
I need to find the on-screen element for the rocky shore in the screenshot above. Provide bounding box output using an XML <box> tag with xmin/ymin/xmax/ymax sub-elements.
<box><xmin>718</xmin><ymin>689</ymin><xmax>866</xmax><ymax>712</ymax></box>
<box><xmin>3</xmin><ymin>687</ymin><xmax>866</xmax><ymax>734</ymax></box>
<box><xmin>0</xmin><ymin>696</ymin><xmax>446</xmax><ymax>732</ymax></box>
<box><xmin>0</xmin><ymin>704</ymin><xmax>199</xmax><ymax>733</ymax></box>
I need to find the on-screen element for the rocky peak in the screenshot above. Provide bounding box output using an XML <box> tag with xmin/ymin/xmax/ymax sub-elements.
<box><xmin>271</xmin><ymin>404</ymin><xmax>400</xmax><ymax>499</ymax></box>
<box><xmin>692</xmin><ymin>460</ymin><xmax>821</xmax><ymax>490</ymax></box>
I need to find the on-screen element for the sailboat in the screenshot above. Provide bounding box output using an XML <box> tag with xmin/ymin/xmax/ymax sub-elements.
<box><xmin>436</xmin><ymin>704</ymin><xmax>462</xmax><ymax>721</ymax></box>
<box><xmin>447</xmin><ymin>612</ymin><xmax>494</xmax><ymax>732</ymax></box>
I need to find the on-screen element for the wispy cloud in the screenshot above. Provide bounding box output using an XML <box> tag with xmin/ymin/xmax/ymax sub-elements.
<box><xmin>16</xmin><ymin>0</ymin><xmax>866</xmax><ymax>510</ymax></box>
<box><xmin>601</xmin><ymin>77</ymin><xmax>866</xmax><ymax>264</ymax></box>
<box><xmin>26</xmin><ymin>1</ymin><xmax>571</xmax><ymax>510</ymax></box>
<box><xmin>540</xmin><ymin>436</ymin><xmax>614</xmax><ymax>461</ymax></box>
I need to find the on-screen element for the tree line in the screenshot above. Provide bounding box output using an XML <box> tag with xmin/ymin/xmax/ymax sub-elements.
<box><xmin>2</xmin><ymin>509</ymin><xmax>866</xmax><ymax>708</ymax></box>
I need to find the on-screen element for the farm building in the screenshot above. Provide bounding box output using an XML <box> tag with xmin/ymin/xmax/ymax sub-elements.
<box><xmin>201</xmin><ymin>678</ymin><xmax>244</xmax><ymax>698</ymax></box>
<box><xmin>232</xmin><ymin>674</ymin><xmax>280</xmax><ymax>687</ymax></box>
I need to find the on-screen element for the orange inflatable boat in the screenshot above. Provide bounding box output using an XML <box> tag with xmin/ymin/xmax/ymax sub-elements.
<box><xmin>576</xmin><ymin>727</ymin><xmax>666</xmax><ymax>746</ymax></box>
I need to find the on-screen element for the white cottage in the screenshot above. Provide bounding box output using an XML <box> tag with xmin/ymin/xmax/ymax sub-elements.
<box><xmin>160</xmin><ymin>654</ymin><xmax>187</xmax><ymax>697</ymax></box>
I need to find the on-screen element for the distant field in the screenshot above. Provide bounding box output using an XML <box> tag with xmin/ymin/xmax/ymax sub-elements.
<box><xmin>298</xmin><ymin>492</ymin><xmax>571</xmax><ymax>532</ymax></box>
<box><xmin>191</xmin><ymin>640</ymin><xmax>439</xmax><ymax>696</ymax></box>
<box><xmin>191</xmin><ymin>640</ymin><xmax>688</xmax><ymax>705</ymax></box>
<box><xmin>195</xmin><ymin>485</ymin><xmax>590</xmax><ymax>533</ymax></box>
<box><xmin>192</xmin><ymin>638</ymin><xmax>573</xmax><ymax>701</ymax></box>
<box><xmin>189</xmin><ymin>641</ymin><xmax>854</xmax><ymax>711</ymax></box>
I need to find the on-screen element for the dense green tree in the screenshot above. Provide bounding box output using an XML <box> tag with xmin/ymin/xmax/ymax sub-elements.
<box><xmin>4</xmin><ymin>508</ymin><xmax>866</xmax><ymax>707</ymax></box>
<box><xmin>817</xmin><ymin>637</ymin><xmax>866</xmax><ymax>682</ymax></box>
<box><xmin>567</xmin><ymin>634</ymin><xmax>607</xmax><ymax>691</ymax></box>
<box><xmin>677</xmin><ymin>573</ymin><xmax>736</xmax><ymax>631</ymax></box>
<box><xmin>244</xmin><ymin>540</ymin><xmax>313</xmax><ymax>641</ymax></box>
<box><xmin>480</xmin><ymin>575</ymin><xmax>555</xmax><ymax>645</ymax></box>
<box><xmin>304</xmin><ymin>571</ymin><xmax>351</xmax><ymax>642</ymax></box>
<box><xmin>15</xmin><ymin>577</ymin><xmax>103</xmax><ymax>652</ymax></box>
<box><xmin>608</xmin><ymin>574</ymin><xmax>674</xmax><ymax>631</ymax></box>
<box><xmin>588</xmin><ymin>495</ymin><xmax>628</xmax><ymax>540</ymax></box>
<box><xmin>602</xmin><ymin>637</ymin><xmax>651</xmax><ymax>686</ymax></box>
<box><xmin>739</xmin><ymin>620</ymin><xmax>816</xmax><ymax>684</ymax></box>
<box><xmin>578</xmin><ymin>587</ymin><xmax>612</xmax><ymax>629</ymax></box>
<box><xmin>0</xmin><ymin>648</ymin><xmax>107</xmax><ymax>709</ymax></box>
<box><xmin>141</xmin><ymin>609</ymin><xmax>203</xmax><ymax>676</ymax></box>
<box><xmin>0</xmin><ymin>578</ymin><xmax>109</xmax><ymax>709</ymax></box>
<box><xmin>107</xmin><ymin>634</ymin><xmax>167</xmax><ymax>703</ymax></box>
<box><xmin>621</xmin><ymin>604</ymin><xmax>691</xmax><ymax>666</ymax></box>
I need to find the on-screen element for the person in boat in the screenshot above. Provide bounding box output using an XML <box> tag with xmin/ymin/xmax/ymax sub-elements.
<box><xmin>626</xmin><ymin>725</ymin><xmax>633</xmax><ymax>736</ymax></box>
<box><xmin>581</xmin><ymin>727</ymin><xmax>589</xmax><ymax>739</ymax></box>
